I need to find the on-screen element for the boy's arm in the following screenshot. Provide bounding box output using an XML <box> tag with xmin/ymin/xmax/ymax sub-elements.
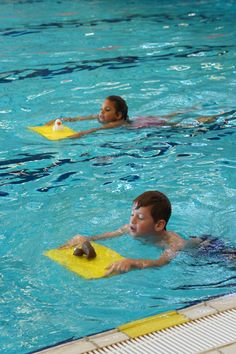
<box><xmin>106</xmin><ymin>248</ymin><xmax>178</xmax><ymax>275</ymax></box>
<box><xmin>45</xmin><ymin>115</ymin><xmax>98</xmax><ymax>126</ymax></box>
<box><xmin>68</xmin><ymin>121</ymin><xmax>124</xmax><ymax>139</ymax></box>
<box><xmin>59</xmin><ymin>224</ymin><xmax>129</xmax><ymax>249</ymax></box>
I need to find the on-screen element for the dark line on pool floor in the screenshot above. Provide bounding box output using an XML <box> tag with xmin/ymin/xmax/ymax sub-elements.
<box><xmin>0</xmin><ymin>44</ymin><xmax>233</xmax><ymax>83</ymax></box>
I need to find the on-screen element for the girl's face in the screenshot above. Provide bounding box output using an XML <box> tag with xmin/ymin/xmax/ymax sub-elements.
<box><xmin>99</xmin><ymin>99</ymin><xmax>122</xmax><ymax>123</ymax></box>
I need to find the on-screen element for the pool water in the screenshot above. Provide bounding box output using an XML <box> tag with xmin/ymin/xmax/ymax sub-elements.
<box><xmin>1</xmin><ymin>0</ymin><xmax>236</xmax><ymax>353</ymax></box>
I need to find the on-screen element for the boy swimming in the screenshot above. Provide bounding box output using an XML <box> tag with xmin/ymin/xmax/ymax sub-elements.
<box><xmin>60</xmin><ymin>190</ymin><xmax>199</xmax><ymax>275</ymax></box>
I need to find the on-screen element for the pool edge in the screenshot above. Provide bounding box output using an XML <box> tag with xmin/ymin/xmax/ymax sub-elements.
<box><xmin>34</xmin><ymin>292</ymin><xmax>236</xmax><ymax>354</ymax></box>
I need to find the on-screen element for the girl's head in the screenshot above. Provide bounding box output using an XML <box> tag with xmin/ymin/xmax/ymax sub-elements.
<box><xmin>99</xmin><ymin>96</ymin><xmax>129</xmax><ymax>123</ymax></box>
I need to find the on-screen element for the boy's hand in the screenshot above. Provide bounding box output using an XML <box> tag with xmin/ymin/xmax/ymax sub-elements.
<box><xmin>59</xmin><ymin>235</ymin><xmax>87</xmax><ymax>249</ymax></box>
<box><xmin>105</xmin><ymin>259</ymin><xmax>135</xmax><ymax>276</ymax></box>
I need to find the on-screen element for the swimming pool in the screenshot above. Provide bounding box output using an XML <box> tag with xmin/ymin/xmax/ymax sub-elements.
<box><xmin>1</xmin><ymin>0</ymin><xmax>236</xmax><ymax>353</ymax></box>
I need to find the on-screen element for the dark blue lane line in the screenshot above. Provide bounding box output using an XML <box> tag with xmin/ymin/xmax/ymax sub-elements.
<box><xmin>173</xmin><ymin>276</ymin><xmax>236</xmax><ymax>290</ymax></box>
<box><xmin>82</xmin><ymin>148</ymin><xmax>171</xmax><ymax>164</ymax></box>
<box><xmin>0</xmin><ymin>158</ymin><xmax>77</xmax><ymax>188</ymax></box>
<box><xmin>0</xmin><ymin>191</ymin><xmax>9</xmax><ymax>197</ymax></box>
<box><xmin>2</xmin><ymin>30</ymin><xmax>40</xmax><ymax>37</ymax></box>
<box><xmin>0</xmin><ymin>56</ymin><xmax>139</xmax><ymax>83</ymax></box>
<box><xmin>37</xmin><ymin>183</ymin><xmax>70</xmax><ymax>192</ymax></box>
<box><xmin>0</xmin><ymin>124</ymin><xmax>234</xmax><ymax>192</ymax></box>
<box><xmin>0</xmin><ymin>143</ymin><xmax>171</xmax><ymax>190</ymax></box>
<box><xmin>0</xmin><ymin>170</ymin><xmax>50</xmax><ymax>186</ymax></box>
<box><xmin>0</xmin><ymin>153</ymin><xmax>55</xmax><ymax>168</ymax></box>
<box><xmin>0</xmin><ymin>11</ymin><xmax>230</xmax><ymax>37</ymax></box>
<box><xmin>220</xmin><ymin>109</ymin><xmax>236</xmax><ymax>117</ymax></box>
<box><xmin>120</xmin><ymin>175</ymin><xmax>140</xmax><ymax>182</ymax></box>
<box><xmin>55</xmin><ymin>171</ymin><xmax>77</xmax><ymax>182</ymax></box>
<box><xmin>0</xmin><ymin>45</ymin><xmax>232</xmax><ymax>83</ymax></box>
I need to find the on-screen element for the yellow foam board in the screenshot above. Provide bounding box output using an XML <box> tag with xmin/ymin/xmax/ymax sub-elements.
<box><xmin>28</xmin><ymin>125</ymin><xmax>77</xmax><ymax>140</ymax></box>
<box><xmin>44</xmin><ymin>242</ymin><xmax>124</xmax><ymax>279</ymax></box>
<box><xmin>118</xmin><ymin>311</ymin><xmax>189</xmax><ymax>338</ymax></box>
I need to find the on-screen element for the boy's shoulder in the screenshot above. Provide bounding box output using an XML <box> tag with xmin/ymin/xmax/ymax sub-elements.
<box><xmin>168</xmin><ymin>230</ymin><xmax>185</xmax><ymax>239</ymax></box>
<box><xmin>167</xmin><ymin>231</ymin><xmax>187</xmax><ymax>249</ymax></box>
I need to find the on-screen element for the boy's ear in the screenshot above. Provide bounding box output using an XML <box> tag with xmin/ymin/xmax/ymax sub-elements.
<box><xmin>155</xmin><ymin>219</ymin><xmax>166</xmax><ymax>231</ymax></box>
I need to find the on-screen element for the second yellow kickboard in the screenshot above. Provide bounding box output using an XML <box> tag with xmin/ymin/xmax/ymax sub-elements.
<box><xmin>28</xmin><ymin>125</ymin><xmax>77</xmax><ymax>140</ymax></box>
<box><xmin>44</xmin><ymin>242</ymin><xmax>124</xmax><ymax>279</ymax></box>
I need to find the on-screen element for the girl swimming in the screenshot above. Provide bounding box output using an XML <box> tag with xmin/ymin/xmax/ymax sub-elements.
<box><xmin>45</xmin><ymin>95</ymin><xmax>227</xmax><ymax>139</ymax></box>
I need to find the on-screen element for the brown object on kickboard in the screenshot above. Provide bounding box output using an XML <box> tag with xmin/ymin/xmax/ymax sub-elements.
<box><xmin>73</xmin><ymin>240</ymin><xmax>97</xmax><ymax>259</ymax></box>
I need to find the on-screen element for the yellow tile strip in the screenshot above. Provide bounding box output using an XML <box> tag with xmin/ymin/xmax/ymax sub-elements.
<box><xmin>118</xmin><ymin>310</ymin><xmax>189</xmax><ymax>338</ymax></box>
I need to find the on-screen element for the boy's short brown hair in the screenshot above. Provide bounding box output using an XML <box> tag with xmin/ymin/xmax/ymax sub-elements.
<box><xmin>133</xmin><ymin>190</ymin><xmax>172</xmax><ymax>226</ymax></box>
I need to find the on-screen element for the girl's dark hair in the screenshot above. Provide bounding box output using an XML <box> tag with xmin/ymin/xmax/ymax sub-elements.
<box><xmin>106</xmin><ymin>95</ymin><xmax>129</xmax><ymax>121</ymax></box>
<box><xmin>133</xmin><ymin>190</ymin><xmax>172</xmax><ymax>228</ymax></box>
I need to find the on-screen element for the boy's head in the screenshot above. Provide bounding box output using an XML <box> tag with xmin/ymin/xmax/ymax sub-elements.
<box><xmin>129</xmin><ymin>191</ymin><xmax>172</xmax><ymax>236</ymax></box>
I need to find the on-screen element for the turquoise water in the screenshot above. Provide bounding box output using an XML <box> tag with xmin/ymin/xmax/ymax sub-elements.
<box><xmin>1</xmin><ymin>0</ymin><xmax>236</xmax><ymax>353</ymax></box>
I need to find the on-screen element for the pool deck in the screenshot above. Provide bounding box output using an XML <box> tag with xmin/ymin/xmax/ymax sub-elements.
<box><xmin>35</xmin><ymin>292</ymin><xmax>236</xmax><ymax>354</ymax></box>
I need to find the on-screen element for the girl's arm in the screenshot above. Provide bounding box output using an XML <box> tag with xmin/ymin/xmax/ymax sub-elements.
<box><xmin>68</xmin><ymin>120</ymin><xmax>125</xmax><ymax>139</ymax></box>
<box><xmin>163</xmin><ymin>111</ymin><xmax>224</xmax><ymax>126</ymax></box>
<box><xmin>158</xmin><ymin>106</ymin><xmax>198</xmax><ymax>120</ymax></box>
<box><xmin>59</xmin><ymin>224</ymin><xmax>129</xmax><ymax>249</ymax></box>
<box><xmin>196</xmin><ymin>112</ymin><xmax>224</xmax><ymax>123</ymax></box>
<box><xmin>45</xmin><ymin>114</ymin><xmax>98</xmax><ymax>126</ymax></box>
<box><xmin>64</xmin><ymin>114</ymin><xmax>99</xmax><ymax>122</ymax></box>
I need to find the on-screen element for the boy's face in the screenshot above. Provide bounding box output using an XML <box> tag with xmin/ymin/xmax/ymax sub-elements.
<box><xmin>129</xmin><ymin>204</ymin><xmax>161</xmax><ymax>237</ymax></box>
<box><xmin>99</xmin><ymin>99</ymin><xmax>122</xmax><ymax>123</ymax></box>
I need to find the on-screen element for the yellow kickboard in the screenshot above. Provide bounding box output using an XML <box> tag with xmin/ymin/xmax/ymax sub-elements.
<box><xmin>28</xmin><ymin>125</ymin><xmax>77</xmax><ymax>140</ymax></box>
<box><xmin>44</xmin><ymin>242</ymin><xmax>124</xmax><ymax>279</ymax></box>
